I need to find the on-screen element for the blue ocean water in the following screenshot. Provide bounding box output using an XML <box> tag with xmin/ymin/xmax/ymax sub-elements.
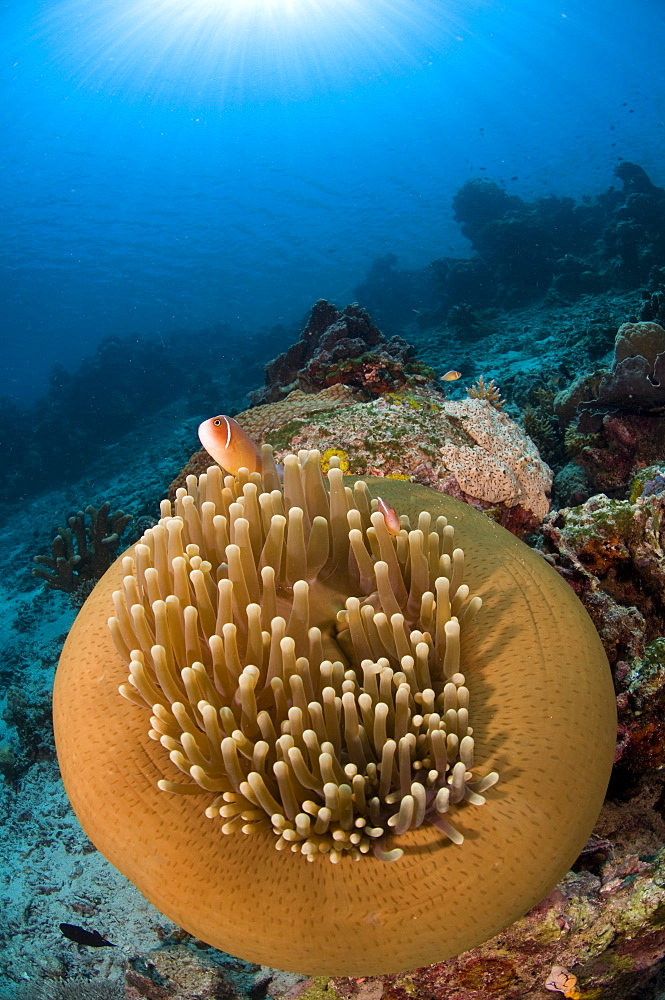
<box><xmin>2</xmin><ymin>0</ymin><xmax>664</xmax><ymax>405</ymax></box>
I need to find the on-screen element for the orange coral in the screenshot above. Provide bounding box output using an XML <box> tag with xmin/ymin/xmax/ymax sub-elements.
<box><xmin>577</xmin><ymin>535</ymin><xmax>630</xmax><ymax>575</ymax></box>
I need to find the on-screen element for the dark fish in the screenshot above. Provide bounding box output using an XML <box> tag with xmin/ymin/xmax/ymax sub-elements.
<box><xmin>59</xmin><ymin>922</ymin><xmax>115</xmax><ymax>947</ymax></box>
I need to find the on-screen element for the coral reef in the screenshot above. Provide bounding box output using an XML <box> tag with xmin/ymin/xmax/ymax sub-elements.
<box><xmin>352</xmin><ymin>254</ymin><xmax>438</xmax><ymax>335</ymax></box>
<box><xmin>248</xmin><ymin>300</ymin><xmax>426</xmax><ymax>406</ymax></box>
<box><xmin>9</xmin><ymin>163</ymin><xmax>665</xmax><ymax>997</ymax></box>
<box><xmin>221</xmin><ymin>473</ymin><xmax>665</xmax><ymax>997</ymax></box>
<box><xmin>33</xmin><ymin>503</ymin><xmax>132</xmax><ymax>600</ymax></box>
<box><xmin>542</xmin><ymin>483</ymin><xmax>665</xmax><ymax>643</ymax></box>
<box><xmin>180</xmin><ymin>388</ymin><xmax>552</xmax><ymax>527</ymax></box>
<box><xmin>362</xmin><ymin>162</ymin><xmax>663</xmax><ymax>335</ymax></box>
<box><xmin>541</xmin><ymin>479</ymin><xmax>665</xmax><ymax>781</ymax></box>
<box><xmin>554</xmin><ymin>321</ymin><xmax>665</xmax><ymax>497</ymax></box>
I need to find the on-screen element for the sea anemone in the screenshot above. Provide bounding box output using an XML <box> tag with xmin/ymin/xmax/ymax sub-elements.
<box><xmin>53</xmin><ymin>448</ymin><xmax>616</xmax><ymax>976</ymax></box>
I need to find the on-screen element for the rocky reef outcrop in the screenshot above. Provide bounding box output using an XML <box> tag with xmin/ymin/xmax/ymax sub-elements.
<box><xmin>248</xmin><ymin>300</ymin><xmax>432</xmax><ymax>406</ymax></box>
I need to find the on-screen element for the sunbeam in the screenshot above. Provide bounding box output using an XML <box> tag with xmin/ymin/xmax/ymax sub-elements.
<box><xmin>38</xmin><ymin>0</ymin><xmax>488</xmax><ymax>104</ymax></box>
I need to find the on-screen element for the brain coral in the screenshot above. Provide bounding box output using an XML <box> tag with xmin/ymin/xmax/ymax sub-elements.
<box><xmin>54</xmin><ymin>449</ymin><xmax>614</xmax><ymax>977</ymax></box>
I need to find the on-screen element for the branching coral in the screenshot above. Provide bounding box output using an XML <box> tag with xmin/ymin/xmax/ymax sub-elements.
<box><xmin>466</xmin><ymin>376</ymin><xmax>504</xmax><ymax>409</ymax></box>
<box><xmin>33</xmin><ymin>503</ymin><xmax>132</xmax><ymax>595</ymax></box>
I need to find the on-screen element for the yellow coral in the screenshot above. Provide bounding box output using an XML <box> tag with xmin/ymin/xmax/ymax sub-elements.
<box><xmin>320</xmin><ymin>448</ymin><xmax>350</xmax><ymax>473</ymax></box>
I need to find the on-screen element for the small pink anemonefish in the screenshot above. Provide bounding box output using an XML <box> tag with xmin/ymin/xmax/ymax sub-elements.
<box><xmin>376</xmin><ymin>496</ymin><xmax>402</xmax><ymax>536</ymax></box>
<box><xmin>198</xmin><ymin>414</ymin><xmax>262</xmax><ymax>475</ymax></box>
<box><xmin>440</xmin><ymin>370</ymin><xmax>462</xmax><ymax>382</ymax></box>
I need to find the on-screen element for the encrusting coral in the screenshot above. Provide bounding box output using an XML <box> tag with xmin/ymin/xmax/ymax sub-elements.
<box><xmin>179</xmin><ymin>388</ymin><xmax>552</xmax><ymax>529</ymax></box>
<box><xmin>542</xmin><ymin>476</ymin><xmax>665</xmax><ymax>780</ymax></box>
<box><xmin>54</xmin><ymin>445</ymin><xmax>615</xmax><ymax>977</ymax></box>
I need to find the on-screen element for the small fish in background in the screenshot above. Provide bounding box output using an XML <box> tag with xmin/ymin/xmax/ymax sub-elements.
<box><xmin>59</xmin><ymin>922</ymin><xmax>115</xmax><ymax>947</ymax></box>
<box><xmin>545</xmin><ymin>965</ymin><xmax>581</xmax><ymax>999</ymax></box>
<box><xmin>440</xmin><ymin>370</ymin><xmax>462</xmax><ymax>382</ymax></box>
<box><xmin>198</xmin><ymin>414</ymin><xmax>262</xmax><ymax>475</ymax></box>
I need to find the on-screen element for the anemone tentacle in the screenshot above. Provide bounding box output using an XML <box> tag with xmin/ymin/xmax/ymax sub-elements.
<box><xmin>112</xmin><ymin>449</ymin><xmax>498</xmax><ymax>862</ymax></box>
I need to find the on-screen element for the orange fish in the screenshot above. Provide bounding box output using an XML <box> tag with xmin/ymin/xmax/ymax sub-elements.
<box><xmin>440</xmin><ymin>370</ymin><xmax>462</xmax><ymax>382</ymax></box>
<box><xmin>198</xmin><ymin>414</ymin><xmax>262</xmax><ymax>475</ymax></box>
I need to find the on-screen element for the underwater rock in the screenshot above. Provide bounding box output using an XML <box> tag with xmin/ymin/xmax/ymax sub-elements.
<box><xmin>542</xmin><ymin>481</ymin><xmax>665</xmax><ymax>780</ymax></box>
<box><xmin>554</xmin><ymin>320</ymin><xmax>665</xmax><ymax>497</ymax></box>
<box><xmin>248</xmin><ymin>300</ymin><xmax>420</xmax><ymax>406</ymax></box>
<box><xmin>577</xmin><ymin>321</ymin><xmax>665</xmax><ymax>426</ymax></box>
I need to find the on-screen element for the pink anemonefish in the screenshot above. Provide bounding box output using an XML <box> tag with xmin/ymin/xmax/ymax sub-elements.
<box><xmin>198</xmin><ymin>414</ymin><xmax>262</xmax><ymax>475</ymax></box>
<box><xmin>440</xmin><ymin>370</ymin><xmax>462</xmax><ymax>382</ymax></box>
<box><xmin>376</xmin><ymin>496</ymin><xmax>401</xmax><ymax>536</ymax></box>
